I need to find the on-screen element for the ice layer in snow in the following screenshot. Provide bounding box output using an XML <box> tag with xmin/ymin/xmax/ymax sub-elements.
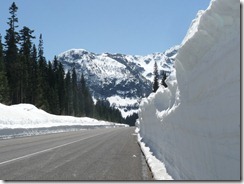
<box><xmin>137</xmin><ymin>0</ymin><xmax>240</xmax><ymax>180</ymax></box>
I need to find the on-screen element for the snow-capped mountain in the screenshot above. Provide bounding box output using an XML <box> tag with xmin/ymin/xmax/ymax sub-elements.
<box><xmin>57</xmin><ymin>46</ymin><xmax>179</xmax><ymax>117</ymax></box>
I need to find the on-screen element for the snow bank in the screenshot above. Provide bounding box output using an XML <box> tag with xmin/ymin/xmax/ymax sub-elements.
<box><xmin>137</xmin><ymin>0</ymin><xmax>240</xmax><ymax>180</ymax></box>
<box><xmin>0</xmin><ymin>103</ymin><xmax>128</xmax><ymax>139</ymax></box>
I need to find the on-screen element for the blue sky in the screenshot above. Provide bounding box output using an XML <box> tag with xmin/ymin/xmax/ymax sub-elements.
<box><xmin>0</xmin><ymin>0</ymin><xmax>210</xmax><ymax>60</ymax></box>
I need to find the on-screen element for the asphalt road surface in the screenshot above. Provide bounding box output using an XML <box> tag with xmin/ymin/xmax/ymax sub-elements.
<box><xmin>0</xmin><ymin>127</ymin><xmax>153</xmax><ymax>180</ymax></box>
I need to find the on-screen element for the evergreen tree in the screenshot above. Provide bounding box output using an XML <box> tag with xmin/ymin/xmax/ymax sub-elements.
<box><xmin>94</xmin><ymin>99</ymin><xmax>124</xmax><ymax>124</ymax></box>
<box><xmin>19</xmin><ymin>26</ymin><xmax>35</xmax><ymax>103</ymax></box>
<box><xmin>47</xmin><ymin>57</ymin><xmax>65</xmax><ymax>115</ymax></box>
<box><xmin>38</xmin><ymin>34</ymin><xmax>44</xmax><ymax>60</ymax></box>
<box><xmin>80</xmin><ymin>73</ymin><xmax>94</xmax><ymax>117</ymax></box>
<box><xmin>77</xmin><ymin>73</ymin><xmax>85</xmax><ymax>116</ymax></box>
<box><xmin>36</xmin><ymin>34</ymin><xmax>49</xmax><ymax>110</ymax></box>
<box><xmin>53</xmin><ymin>56</ymin><xmax>59</xmax><ymax>71</ymax></box>
<box><xmin>94</xmin><ymin>99</ymin><xmax>109</xmax><ymax>120</ymax></box>
<box><xmin>47</xmin><ymin>61</ymin><xmax>59</xmax><ymax>114</ymax></box>
<box><xmin>64</xmin><ymin>71</ymin><xmax>72</xmax><ymax>115</ymax></box>
<box><xmin>72</xmin><ymin>68</ymin><xmax>78</xmax><ymax>116</ymax></box>
<box><xmin>152</xmin><ymin>61</ymin><xmax>159</xmax><ymax>92</ymax></box>
<box><xmin>125</xmin><ymin>113</ymin><xmax>138</xmax><ymax>126</ymax></box>
<box><xmin>19</xmin><ymin>54</ymin><xmax>28</xmax><ymax>102</ymax></box>
<box><xmin>55</xmin><ymin>59</ymin><xmax>65</xmax><ymax>114</ymax></box>
<box><xmin>0</xmin><ymin>35</ymin><xmax>10</xmax><ymax>104</ymax></box>
<box><xmin>4</xmin><ymin>2</ymin><xmax>20</xmax><ymax>104</ymax></box>
<box><xmin>161</xmin><ymin>71</ymin><xmax>168</xmax><ymax>88</ymax></box>
<box><xmin>30</xmin><ymin>44</ymin><xmax>38</xmax><ymax>104</ymax></box>
<box><xmin>19</xmin><ymin>26</ymin><xmax>35</xmax><ymax>57</ymax></box>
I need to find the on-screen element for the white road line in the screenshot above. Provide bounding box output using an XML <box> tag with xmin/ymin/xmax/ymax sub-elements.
<box><xmin>0</xmin><ymin>132</ymin><xmax>105</xmax><ymax>166</ymax></box>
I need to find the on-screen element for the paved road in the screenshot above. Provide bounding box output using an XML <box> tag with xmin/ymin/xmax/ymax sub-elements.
<box><xmin>0</xmin><ymin>127</ymin><xmax>152</xmax><ymax>180</ymax></box>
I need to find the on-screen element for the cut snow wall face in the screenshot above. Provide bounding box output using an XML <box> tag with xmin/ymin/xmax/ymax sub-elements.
<box><xmin>138</xmin><ymin>0</ymin><xmax>240</xmax><ymax>180</ymax></box>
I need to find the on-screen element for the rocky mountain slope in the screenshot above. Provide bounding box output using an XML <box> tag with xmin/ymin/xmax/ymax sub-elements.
<box><xmin>57</xmin><ymin>46</ymin><xmax>179</xmax><ymax>117</ymax></box>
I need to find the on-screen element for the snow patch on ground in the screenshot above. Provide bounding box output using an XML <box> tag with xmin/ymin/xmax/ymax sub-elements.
<box><xmin>0</xmin><ymin>103</ymin><xmax>128</xmax><ymax>139</ymax></box>
<box><xmin>137</xmin><ymin>0</ymin><xmax>240</xmax><ymax>180</ymax></box>
<box><xmin>107</xmin><ymin>95</ymin><xmax>139</xmax><ymax>118</ymax></box>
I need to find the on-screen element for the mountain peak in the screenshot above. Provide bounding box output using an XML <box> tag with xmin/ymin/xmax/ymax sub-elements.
<box><xmin>59</xmin><ymin>48</ymin><xmax>91</xmax><ymax>57</ymax></box>
<box><xmin>57</xmin><ymin>46</ymin><xmax>179</xmax><ymax>117</ymax></box>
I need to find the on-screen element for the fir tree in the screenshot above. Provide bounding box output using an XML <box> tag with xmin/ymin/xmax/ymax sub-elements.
<box><xmin>0</xmin><ymin>35</ymin><xmax>10</xmax><ymax>104</ymax></box>
<box><xmin>152</xmin><ymin>61</ymin><xmax>159</xmax><ymax>92</ymax></box>
<box><xmin>30</xmin><ymin>44</ymin><xmax>38</xmax><ymax>104</ymax></box>
<box><xmin>57</xmin><ymin>62</ymin><xmax>65</xmax><ymax>114</ymax></box>
<box><xmin>47</xmin><ymin>61</ymin><xmax>60</xmax><ymax>114</ymax></box>
<box><xmin>125</xmin><ymin>113</ymin><xmax>138</xmax><ymax>126</ymax></box>
<box><xmin>38</xmin><ymin>34</ymin><xmax>44</xmax><ymax>61</ymax></box>
<box><xmin>72</xmin><ymin>68</ymin><xmax>78</xmax><ymax>116</ymax></box>
<box><xmin>65</xmin><ymin>71</ymin><xmax>74</xmax><ymax>115</ymax></box>
<box><xmin>80</xmin><ymin>73</ymin><xmax>94</xmax><ymax>117</ymax></box>
<box><xmin>19</xmin><ymin>54</ymin><xmax>28</xmax><ymax>102</ymax></box>
<box><xmin>19</xmin><ymin>26</ymin><xmax>35</xmax><ymax>57</ymax></box>
<box><xmin>36</xmin><ymin>34</ymin><xmax>49</xmax><ymax>110</ymax></box>
<box><xmin>77</xmin><ymin>73</ymin><xmax>85</xmax><ymax>116</ymax></box>
<box><xmin>19</xmin><ymin>26</ymin><xmax>35</xmax><ymax>103</ymax></box>
<box><xmin>161</xmin><ymin>71</ymin><xmax>168</xmax><ymax>88</ymax></box>
<box><xmin>4</xmin><ymin>2</ymin><xmax>20</xmax><ymax>104</ymax></box>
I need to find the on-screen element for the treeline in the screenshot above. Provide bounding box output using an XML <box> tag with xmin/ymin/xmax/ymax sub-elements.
<box><xmin>0</xmin><ymin>2</ymin><xmax>135</xmax><ymax>125</ymax></box>
<box><xmin>152</xmin><ymin>61</ymin><xmax>168</xmax><ymax>93</ymax></box>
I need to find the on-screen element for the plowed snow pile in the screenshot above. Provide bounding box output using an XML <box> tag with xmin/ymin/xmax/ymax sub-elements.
<box><xmin>0</xmin><ymin>103</ymin><xmax>127</xmax><ymax>139</ymax></box>
<box><xmin>137</xmin><ymin>0</ymin><xmax>240</xmax><ymax>180</ymax></box>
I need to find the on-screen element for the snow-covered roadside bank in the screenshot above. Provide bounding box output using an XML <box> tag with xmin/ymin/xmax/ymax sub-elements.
<box><xmin>135</xmin><ymin>127</ymin><xmax>173</xmax><ymax>180</ymax></box>
<box><xmin>0</xmin><ymin>103</ymin><xmax>128</xmax><ymax>139</ymax></box>
<box><xmin>137</xmin><ymin>0</ymin><xmax>240</xmax><ymax>180</ymax></box>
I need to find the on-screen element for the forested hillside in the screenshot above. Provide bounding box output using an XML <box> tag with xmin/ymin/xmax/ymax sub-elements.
<box><xmin>0</xmin><ymin>2</ymin><xmax>131</xmax><ymax>125</ymax></box>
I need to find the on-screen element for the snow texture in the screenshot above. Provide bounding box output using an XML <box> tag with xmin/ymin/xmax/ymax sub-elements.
<box><xmin>137</xmin><ymin>0</ymin><xmax>240</xmax><ymax>180</ymax></box>
<box><xmin>57</xmin><ymin>46</ymin><xmax>179</xmax><ymax>117</ymax></box>
<box><xmin>0</xmin><ymin>103</ymin><xmax>128</xmax><ymax>139</ymax></box>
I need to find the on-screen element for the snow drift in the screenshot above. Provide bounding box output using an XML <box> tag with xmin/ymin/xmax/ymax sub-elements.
<box><xmin>137</xmin><ymin>0</ymin><xmax>240</xmax><ymax>180</ymax></box>
<box><xmin>0</xmin><ymin>103</ymin><xmax>128</xmax><ymax>139</ymax></box>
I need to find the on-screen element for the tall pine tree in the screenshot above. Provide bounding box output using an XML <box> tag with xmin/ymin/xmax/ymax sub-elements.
<box><xmin>152</xmin><ymin>61</ymin><xmax>159</xmax><ymax>92</ymax></box>
<box><xmin>64</xmin><ymin>71</ymin><xmax>72</xmax><ymax>115</ymax></box>
<box><xmin>51</xmin><ymin>56</ymin><xmax>65</xmax><ymax>114</ymax></box>
<box><xmin>36</xmin><ymin>34</ymin><xmax>49</xmax><ymax>110</ymax></box>
<box><xmin>80</xmin><ymin>73</ymin><xmax>94</xmax><ymax>117</ymax></box>
<box><xmin>30</xmin><ymin>44</ymin><xmax>38</xmax><ymax>104</ymax></box>
<box><xmin>161</xmin><ymin>71</ymin><xmax>168</xmax><ymax>88</ymax></box>
<box><xmin>57</xmin><ymin>61</ymin><xmax>65</xmax><ymax>114</ymax></box>
<box><xmin>19</xmin><ymin>27</ymin><xmax>35</xmax><ymax>57</ymax></box>
<box><xmin>72</xmin><ymin>68</ymin><xmax>79</xmax><ymax>116</ymax></box>
<box><xmin>47</xmin><ymin>60</ymin><xmax>60</xmax><ymax>114</ymax></box>
<box><xmin>19</xmin><ymin>26</ymin><xmax>35</xmax><ymax>103</ymax></box>
<box><xmin>0</xmin><ymin>35</ymin><xmax>10</xmax><ymax>104</ymax></box>
<box><xmin>4</xmin><ymin>2</ymin><xmax>20</xmax><ymax>104</ymax></box>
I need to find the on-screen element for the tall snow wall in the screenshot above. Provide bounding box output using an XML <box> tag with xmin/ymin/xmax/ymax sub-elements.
<box><xmin>137</xmin><ymin>0</ymin><xmax>240</xmax><ymax>180</ymax></box>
